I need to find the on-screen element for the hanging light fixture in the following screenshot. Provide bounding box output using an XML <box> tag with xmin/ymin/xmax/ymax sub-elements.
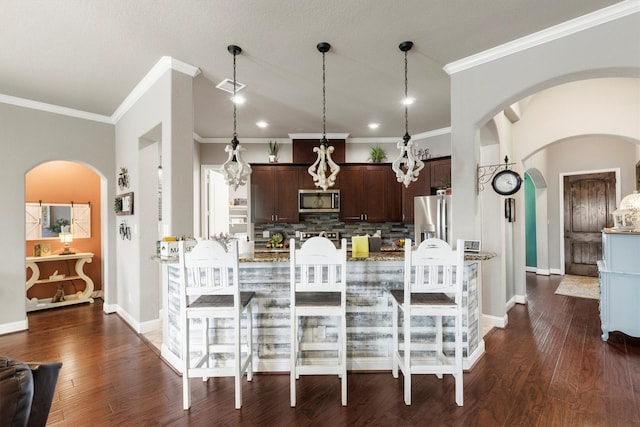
<box><xmin>391</xmin><ymin>41</ymin><xmax>424</xmax><ymax>188</ymax></box>
<box><xmin>222</xmin><ymin>44</ymin><xmax>252</xmax><ymax>190</ymax></box>
<box><xmin>308</xmin><ymin>42</ymin><xmax>340</xmax><ymax>191</ymax></box>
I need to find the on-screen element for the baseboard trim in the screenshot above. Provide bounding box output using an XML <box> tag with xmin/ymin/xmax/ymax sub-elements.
<box><xmin>483</xmin><ymin>313</ymin><xmax>508</xmax><ymax>329</ymax></box>
<box><xmin>0</xmin><ymin>319</ymin><xmax>28</xmax><ymax>335</ymax></box>
<box><xmin>550</xmin><ymin>268</ymin><xmax>563</xmax><ymax>275</ymax></box>
<box><xmin>514</xmin><ymin>294</ymin><xmax>528</xmax><ymax>305</ymax></box>
<box><xmin>536</xmin><ymin>268</ymin><xmax>550</xmax><ymax>276</ymax></box>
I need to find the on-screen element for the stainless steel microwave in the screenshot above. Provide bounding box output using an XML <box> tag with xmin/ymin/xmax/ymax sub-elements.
<box><xmin>298</xmin><ymin>189</ymin><xmax>340</xmax><ymax>213</ymax></box>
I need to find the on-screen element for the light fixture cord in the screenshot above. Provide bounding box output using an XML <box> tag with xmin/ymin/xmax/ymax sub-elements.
<box><xmin>322</xmin><ymin>49</ymin><xmax>327</xmax><ymax>144</ymax></box>
<box><xmin>404</xmin><ymin>48</ymin><xmax>409</xmax><ymax>142</ymax></box>
<box><xmin>232</xmin><ymin>51</ymin><xmax>238</xmax><ymax>143</ymax></box>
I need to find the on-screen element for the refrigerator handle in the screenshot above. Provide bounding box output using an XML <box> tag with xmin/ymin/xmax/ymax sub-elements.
<box><xmin>437</xmin><ymin>197</ymin><xmax>443</xmax><ymax>241</ymax></box>
<box><xmin>441</xmin><ymin>197</ymin><xmax>447</xmax><ymax>243</ymax></box>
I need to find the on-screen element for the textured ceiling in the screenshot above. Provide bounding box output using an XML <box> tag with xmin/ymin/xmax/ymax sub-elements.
<box><xmin>0</xmin><ymin>0</ymin><xmax>626</xmax><ymax>138</ymax></box>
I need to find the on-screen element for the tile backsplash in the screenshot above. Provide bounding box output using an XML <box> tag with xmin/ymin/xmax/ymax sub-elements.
<box><xmin>253</xmin><ymin>213</ymin><xmax>414</xmax><ymax>247</ymax></box>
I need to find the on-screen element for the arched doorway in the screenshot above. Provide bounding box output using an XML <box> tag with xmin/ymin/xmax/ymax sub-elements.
<box><xmin>25</xmin><ymin>160</ymin><xmax>104</xmax><ymax>311</ymax></box>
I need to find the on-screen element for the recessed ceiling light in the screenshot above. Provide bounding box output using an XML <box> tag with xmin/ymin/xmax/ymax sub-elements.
<box><xmin>256</xmin><ymin>121</ymin><xmax>268</xmax><ymax>128</ymax></box>
<box><xmin>402</xmin><ymin>97</ymin><xmax>415</xmax><ymax>105</ymax></box>
<box><xmin>231</xmin><ymin>95</ymin><xmax>245</xmax><ymax>104</ymax></box>
<box><xmin>368</xmin><ymin>123</ymin><xmax>380</xmax><ymax>129</ymax></box>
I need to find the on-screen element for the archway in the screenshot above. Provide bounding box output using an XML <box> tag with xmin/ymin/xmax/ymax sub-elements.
<box><xmin>24</xmin><ymin>160</ymin><xmax>105</xmax><ymax>312</ymax></box>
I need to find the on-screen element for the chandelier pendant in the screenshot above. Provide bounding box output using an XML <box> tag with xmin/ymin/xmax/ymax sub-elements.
<box><xmin>221</xmin><ymin>44</ymin><xmax>252</xmax><ymax>190</ymax></box>
<box><xmin>308</xmin><ymin>42</ymin><xmax>340</xmax><ymax>191</ymax></box>
<box><xmin>391</xmin><ymin>41</ymin><xmax>424</xmax><ymax>188</ymax></box>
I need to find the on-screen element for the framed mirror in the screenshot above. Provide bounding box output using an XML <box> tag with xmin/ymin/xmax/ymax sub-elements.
<box><xmin>26</xmin><ymin>202</ymin><xmax>91</xmax><ymax>240</ymax></box>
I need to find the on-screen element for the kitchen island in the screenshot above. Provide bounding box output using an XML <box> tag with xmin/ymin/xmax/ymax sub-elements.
<box><xmin>158</xmin><ymin>249</ymin><xmax>494</xmax><ymax>374</ymax></box>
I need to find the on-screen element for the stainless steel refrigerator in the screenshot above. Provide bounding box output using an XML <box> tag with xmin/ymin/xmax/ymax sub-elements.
<box><xmin>414</xmin><ymin>193</ymin><xmax>452</xmax><ymax>245</ymax></box>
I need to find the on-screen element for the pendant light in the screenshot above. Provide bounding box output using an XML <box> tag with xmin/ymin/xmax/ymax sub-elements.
<box><xmin>308</xmin><ymin>42</ymin><xmax>340</xmax><ymax>191</ymax></box>
<box><xmin>391</xmin><ymin>41</ymin><xmax>424</xmax><ymax>188</ymax></box>
<box><xmin>222</xmin><ymin>44</ymin><xmax>252</xmax><ymax>190</ymax></box>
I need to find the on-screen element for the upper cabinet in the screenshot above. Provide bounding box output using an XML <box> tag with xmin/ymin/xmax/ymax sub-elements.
<box><xmin>340</xmin><ymin>164</ymin><xmax>401</xmax><ymax>222</ymax></box>
<box><xmin>430</xmin><ymin>156</ymin><xmax>451</xmax><ymax>191</ymax></box>
<box><xmin>26</xmin><ymin>202</ymin><xmax>91</xmax><ymax>240</ymax></box>
<box><xmin>251</xmin><ymin>165</ymin><xmax>299</xmax><ymax>224</ymax></box>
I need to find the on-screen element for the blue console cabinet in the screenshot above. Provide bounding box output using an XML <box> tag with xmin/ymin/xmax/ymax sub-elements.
<box><xmin>598</xmin><ymin>229</ymin><xmax>640</xmax><ymax>341</ymax></box>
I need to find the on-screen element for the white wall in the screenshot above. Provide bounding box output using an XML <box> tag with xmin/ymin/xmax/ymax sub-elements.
<box><xmin>199</xmin><ymin>131</ymin><xmax>452</xmax><ymax>165</ymax></box>
<box><xmin>114</xmin><ymin>69</ymin><xmax>195</xmax><ymax>331</ymax></box>
<box><xmin>449</xmin><ymin>11</ymin><xmax>640</xmax><ymax>321</ymax></box>
<box><xmin>0</xmin><ymin>104</ymin><xmax>114</xmax><ymax>332</ymax></box>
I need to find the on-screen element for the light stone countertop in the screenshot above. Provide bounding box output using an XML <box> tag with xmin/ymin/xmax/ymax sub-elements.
<box><xmin>154</xmin><ymin>249</ymin><xmax>496</xmax><ymax>263</ymax></box>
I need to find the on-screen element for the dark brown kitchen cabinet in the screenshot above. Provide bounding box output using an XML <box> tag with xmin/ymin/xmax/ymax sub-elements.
<box><xmin>430</xmin><ymin>156</ymin><xmax>451</xmax><ymax>191</ymax></box>
<box><xmin>251</xmin><ymin>165</ymin><xmax>299</xmax><ymax>223</ymax></box>
<box><xmin>400</xmin><ymin>162</ymin><xmax>431</xmax><ymax>223</ymax></box>
<box><xmin>339</xmin><ymin>164</ymin><xmax>400</xmax><ymax>222</ymax></box>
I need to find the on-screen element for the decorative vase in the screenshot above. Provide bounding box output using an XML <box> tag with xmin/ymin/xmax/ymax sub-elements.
<box><xmin>269</xmin><ymin>155</ymin><xmax>277</xmax><ymax>163</ymax></box>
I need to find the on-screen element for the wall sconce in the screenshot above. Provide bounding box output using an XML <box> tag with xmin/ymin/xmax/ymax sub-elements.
<box><xmin>59</xmin><ymin>232</ymin><xmax>74</xmax><ymax>255</ymax></box>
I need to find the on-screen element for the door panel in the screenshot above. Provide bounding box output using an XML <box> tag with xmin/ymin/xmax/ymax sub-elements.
<box><xmin>564</xmin><ymin>172</ymin><xmax>616</xmax><ymax>276</ymax></box>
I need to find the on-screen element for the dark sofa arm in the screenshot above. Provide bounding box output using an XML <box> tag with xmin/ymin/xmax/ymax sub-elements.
<box><xmin>25</xmin><ymin>362</ymin><xmax>62</xmax><ymax>427</ymax></box>
<box><xmin>0</xmin><ymin>357</ymin><xmax>34</xmax><ymax>427</ymax></box>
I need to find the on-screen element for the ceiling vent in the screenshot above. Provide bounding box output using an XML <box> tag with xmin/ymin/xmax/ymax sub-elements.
<box><xmin>215</xmin><ymin>78</ymin><xmax>246</xmax><ymax>94</ymax></box>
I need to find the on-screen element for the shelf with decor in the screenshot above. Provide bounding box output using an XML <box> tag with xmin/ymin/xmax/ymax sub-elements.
<box><xmin>25</xmin><ymin>252</ymin><xmax>95</xmax><ymax>312</ymax></box>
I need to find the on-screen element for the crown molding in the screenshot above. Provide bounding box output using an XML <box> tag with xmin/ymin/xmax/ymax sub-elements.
<box><xmin>347</xmin><ymin>128</ymin><xmax>450</xmax><ymax>144</ymax></box>
<box><xmin>197</xmin><ymin>136</ymin><xmax>290</xmax><ymax>144</ymax></box>
<box><xmin>112</xmin><ymin>56</ymin><xmax>200</xmax><ymax>123</ymax></box>
<box><xmin>444</xmin><ymin>1</ymin><xmax>640</xmax><ymax>75</ymax></box>
<box><xmin>288</xmin><ymin>133</ymin><xmax>350</xmax><ymax>140</ymax></box>
<box><xmin>0</xmin><ymin>56</ymin><xmax>200</xmax><ymax>125</ymax></box>
<box><xmin>0</xmin><ymin>94</ymin><xmax>113</xmax><ymax>123</ymax></box>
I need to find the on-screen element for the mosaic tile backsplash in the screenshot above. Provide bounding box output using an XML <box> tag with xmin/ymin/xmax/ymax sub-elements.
<box><xmin>253</xmin><ymin>213</ymin><xmax>414</xmax><ymax>247</ymax></box>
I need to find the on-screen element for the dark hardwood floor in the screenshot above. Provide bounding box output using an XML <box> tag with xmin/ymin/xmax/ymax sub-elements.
<box><xmin>2</xmin><ymin>273</ymin><xmax>639</xmax><ymax>426</ymax></box>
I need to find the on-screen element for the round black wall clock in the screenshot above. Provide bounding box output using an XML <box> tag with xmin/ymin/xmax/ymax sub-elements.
<box><xmin>491</xmin><ymin>169</ymin><xmax>522</xmax><ymax>196</ymax></box>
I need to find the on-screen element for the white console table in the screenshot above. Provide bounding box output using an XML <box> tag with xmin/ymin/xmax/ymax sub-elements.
<box><xmin>26</xmin><ymin>252</ymin><xmax>95</xmax><ymax>312</ymax></box>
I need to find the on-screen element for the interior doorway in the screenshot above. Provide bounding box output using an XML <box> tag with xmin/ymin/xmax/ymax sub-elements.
<box><xmin>24</xmin><ymin>160</ymin><xmax>103</xmax><ymax>308</ymax></box>
<box><xmin>201</xmin><ymin>165</ymin><xmax>251</xmax><ymax>240</ymax></box>
<box><xmin>563</xmin><ymin>171</ymin><xmax>616</xmax><ymax>276</ymax></box>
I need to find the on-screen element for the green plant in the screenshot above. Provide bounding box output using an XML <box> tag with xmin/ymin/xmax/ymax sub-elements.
<box><xmin>268</xmin><ymin>140</ymin><xmax>279</xmax><ymax>156</ymax></box>
<box><xmin>369</xmin><ymin>146</ymin><xmax>387</xmax><ymax>163</ymax></box>
<box><xmin>114</xmin><ymin>197</ymin><xmax>123</xmax><ymax>213</ymax></box>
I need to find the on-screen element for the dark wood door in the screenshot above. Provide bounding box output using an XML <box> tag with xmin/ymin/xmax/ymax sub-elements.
<box><xmin>564</xmin><ymin>172</ymin><xmax>616</xmax><ymax>276</ymax></box>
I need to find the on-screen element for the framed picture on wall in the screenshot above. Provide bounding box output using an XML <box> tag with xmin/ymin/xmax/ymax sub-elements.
<box><xmin>115</xmin><ymin>192</ymin><xmax>134</xmax><ymax>215</ymax></box>
<box><xmin>636</xmin><ymin>160</ymin><xmax>640</xmax><ymax>192</ymax></box>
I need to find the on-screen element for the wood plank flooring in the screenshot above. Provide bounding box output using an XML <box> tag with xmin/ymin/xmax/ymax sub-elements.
<box><xmin>1</xmin><ymin>273</ymin><xmax>639</xmax><ymax>426</ymax></box>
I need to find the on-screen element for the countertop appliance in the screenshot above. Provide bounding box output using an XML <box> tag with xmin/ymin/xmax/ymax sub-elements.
<box><xmin>414</xmin><ymin>192</ymin><xmax>452</xmax><ymax>245</ymax></box>
<box><xmin>299</xmin><ymin>230</ymin><xmax>340</xmax><ymax>243</ymax></box>
<box><xmin>298</xmin><ymin>189</ymin><xmax>340</xmax><ymax>213</ymax></box>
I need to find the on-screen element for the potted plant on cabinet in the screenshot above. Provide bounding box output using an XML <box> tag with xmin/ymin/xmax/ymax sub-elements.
<box><xmin>369</xmin><ymin>146</ymin><xmax>387</xmax><ymax>163</ymax></box>
<box><xmin>268</xmin><ymin>141</ymin><xmax>279</xmax><ymax>163</ymax></box>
